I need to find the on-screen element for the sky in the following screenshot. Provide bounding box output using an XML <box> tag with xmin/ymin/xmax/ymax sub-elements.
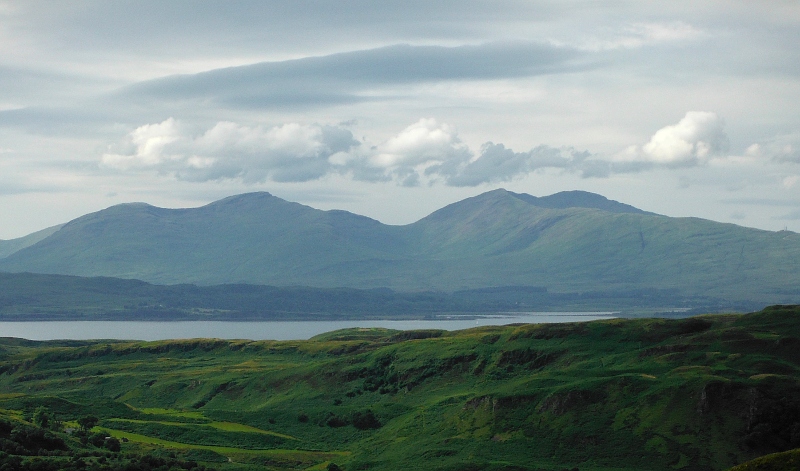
<box><xmin>1</xmin><ymin>0</ymin><xmax>800</xmax><ymax>239</ymax></box>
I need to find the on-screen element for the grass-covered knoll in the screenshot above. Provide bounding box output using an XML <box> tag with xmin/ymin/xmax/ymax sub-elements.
<box><xmin>1</xmin><ymin>306</ymin><xmax>799</xmax><ymax>470</ymax></box>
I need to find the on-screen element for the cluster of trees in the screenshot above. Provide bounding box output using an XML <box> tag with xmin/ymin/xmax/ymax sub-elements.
<box><xmin>0</xmin><ymin>410</ymin><xmax>218</xmax><ymax>471</ymax></box>
<box><xmin>0</xmin><ymin>451</ymin><xmax>215</xmax><ymax>471</ymax></box>
<box><xmin>31</xmin><ymin>407</ymin><xmax>96</xmax><ymax>433</ymax></box>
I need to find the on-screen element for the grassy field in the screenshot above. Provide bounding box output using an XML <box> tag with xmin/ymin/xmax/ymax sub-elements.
<box><xmin>1</xmin><ymin>305</ymin><xmax>799</xmax><ymax>470</ymax></box>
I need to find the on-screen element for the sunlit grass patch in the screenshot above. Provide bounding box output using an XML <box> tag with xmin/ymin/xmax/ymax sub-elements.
<box><xmin>209</xmin><ymin>421</ymin><xmax>299</xmax><ymax>440</ymax></box>
<box><xmin>104</xmin><ymin>428</ymin><xmax>347</xmax><ymax>467</ymax></box>
<box><xmin>0</xmin><ymin>393</ymin><xmax>26</xmax><ymax>400</ymax></box>
<box><xmin>107</xmin><ymin>417</ymin><xmax>299</xmax><ymax>440</ymax></box>
<box><xmin>135</xmin><ymin>406</ymin><xmax>207</xmax><ymax>420</ymax></box>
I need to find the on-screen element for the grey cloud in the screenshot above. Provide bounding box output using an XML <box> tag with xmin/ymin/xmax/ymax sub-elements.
<box><xmin>117</xmin><ymin>42</ymin><xmax>587</xmax><ymax>109</ymax></box>
<box><xmin>751</xmin><ymin>133</ymin><xmax>800</xmax><ymax>163</ymax></box>
<box><xmin>0</xmin><ymin>106</ymin><xmax>118</xmax><ymax>135</ymax></box>
<box><xmin>774</xmin><ymin>209</ymin><xmax>800</xmax><ymax>221</ymax></box>
<box><xmin>0</xmin><ymin>181</ymin><xmax>46</xmax><ymax>196</ymax></box>
<box><xmin>577</xmin><ymin>160</ymin><xmax>612</xmax><ymax>178</ymax></box>
<box><xmin>428</xmin><ymin>142</ymin><xmax>666</xmax><ymax>186</ymax></box>
<box><xmin>721</xmin><ymin>197</ymin><xmax>800</xmax><ymax>207</ymax></box>
<box><xmin>0</xmin><ymin>66</ymin><xmax>116</xmax><ymax>105</ymax></box>
<box><xmin>0</xmin><ymin>66</ymin><xmax>121</xmax><ymax>134</ymax></box>
<box><xmin>5</xmin><ymin>1</ymin><xmax>567</xmax><ymax>59</ymax></box>
<box><xmin>435</xmin><ymin>143</ymin><xmax>590</xmax><ymax>186</ymax></box>
<box><xmin>0</xmin><ymin>41</ymin><xmax>589</xmax><ymax>133</ymax></box>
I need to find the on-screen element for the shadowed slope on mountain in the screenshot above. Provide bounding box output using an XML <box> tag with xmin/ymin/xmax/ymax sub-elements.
<box><xmin>0</xmin><ymin>224</ymin><xmax>64</xmax><ymax>259</ymax></box>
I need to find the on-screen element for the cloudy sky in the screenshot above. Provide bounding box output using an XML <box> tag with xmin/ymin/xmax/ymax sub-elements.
<box><xmin>1</xmin><ymin>0</ymin><xmax>800</xmax><ymax>239</ymax></box>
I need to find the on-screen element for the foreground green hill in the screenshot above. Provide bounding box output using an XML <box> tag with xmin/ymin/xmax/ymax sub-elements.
<box><xmin>729</xmin><ymin>448</ymin><xmax>800</xmax><ymax>471</ymax></box>
<box><xmin>1</xmin><ymin>190</ymin><xmax>800</xmax><ymax>305</ymax></box>
<box><xmin>1</xmin><ymin>306</ymin><xmax>799</xmax><ymax>470</ymax></box>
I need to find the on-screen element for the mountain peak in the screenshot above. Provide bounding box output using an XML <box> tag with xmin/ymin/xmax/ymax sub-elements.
<box><xmin>418</xmin><ymin>188</ymin><xmax>651</xmax><ymax>226</ymax></box>
<box><xmin>207</xmin><ymin>192</ymin><xmax>275</xmax><ymax>205</ymax></box>
<box><xmin>508</xmin><ymin>190</ymin><xmax>650</xmax><ymax>215</ymax></box>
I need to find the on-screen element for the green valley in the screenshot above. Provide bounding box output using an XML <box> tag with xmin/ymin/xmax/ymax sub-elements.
<box><xmin>1</xmin><ymin>305</ymin><xmax>799</xmax><ymax>470</ymax></box>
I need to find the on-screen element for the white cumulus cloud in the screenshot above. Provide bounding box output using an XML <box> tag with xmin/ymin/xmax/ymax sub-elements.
<box><xmin>616</xmin><ymin>111</ymin><xmax>729</xmax><ymax>167</ymax></box>
<box><xmin>102</xmin><ymin>118</ymin><xmax>359</xmax><ymax>183</ymax></box>
<box><xmin>372</xmin><ymin>118</ymin><xmax>469</xmax><ymax>168</ymax></box>
<box><xmin>101</xmin><ymin>112</ymin><xmax>744</xmax><ymax>187</ymax></box>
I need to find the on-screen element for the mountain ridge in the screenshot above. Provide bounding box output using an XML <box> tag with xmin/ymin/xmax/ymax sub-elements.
<box><xmin>509</xmin><ymin>189</ymin><xmax>652</xmax><ymax>214</ymax></box>
<box><xmin>1</xmin><ymin>189</ymin><xmax>799</xmax><ymax>304</ymax></box>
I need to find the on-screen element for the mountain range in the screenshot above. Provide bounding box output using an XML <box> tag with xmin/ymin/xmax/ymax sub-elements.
<box><xmin>1</xmin><ymin>189</ymin><xmax>799</xmax><ymax>305</ymax></box>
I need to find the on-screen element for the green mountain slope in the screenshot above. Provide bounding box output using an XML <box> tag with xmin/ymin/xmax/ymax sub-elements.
<box><xmin>0</xmin><ymin>306</ymin><xmax>798</xmax><ymax>471</ymax></box>
<box><xmin>409</xmin><ymin>190</ymin><xmax>800</xmax><ymax>299</ymax></box>
<box><xmin>0</xmin><ymin>224</ymin><xmax>63</xmax><ymax>259</ymax></box>
<box><xmin>1</xmin><ymin>189</ymin><xmax>799</xmax><ymax>303</ymax></box>
<box><xmin>0</xmin><ymin>193</ymin><xmax>407</xmax><ymax>286</ymax></box>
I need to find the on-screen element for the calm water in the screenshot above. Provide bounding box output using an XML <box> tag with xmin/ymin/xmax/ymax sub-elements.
<box><xmin>0</xmin><ymin>312</ymin><xmax>615</xmax><ymax>341</ymax></box>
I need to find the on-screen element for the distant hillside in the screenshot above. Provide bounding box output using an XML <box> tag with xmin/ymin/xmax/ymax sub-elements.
<box><xmin>1</xmin><ymin>189</ymin><xmax>800</xmax><ymax>304</ymax></box>
<box><xmin>0</xmin><ymin>272</ymin><xmax>751</xmax><ymax>321</ymax></box>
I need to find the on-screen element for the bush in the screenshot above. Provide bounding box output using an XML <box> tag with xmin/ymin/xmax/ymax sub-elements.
<box><xmin>104</xmin><ymin>437</ymin><xmax>120</xmax><ymax>452</ymax></box>
<box><xmin>351</xmin><ymin>410</ymin><xmax>380</xmax><ymax>430</ymax></box>
<box><xmin>325</xmin><ymin>414</ymin><xmax>348</xmax><ymax>428</ymax></box>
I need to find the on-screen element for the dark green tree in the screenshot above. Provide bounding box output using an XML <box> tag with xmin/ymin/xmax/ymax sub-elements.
<box><xmin>32</xmin><ymin>406</ymin><xmax>50</xmax><ymax>429</ymax></box>
<box><xmin>76</xmin><ymin>416</ymin><xmax>98</xmax><ymax>432</ymax></box>
<box><xmin>104</xmin><ymin>437</ymin><xmax>121</xmax><ymax>452</ymax></box>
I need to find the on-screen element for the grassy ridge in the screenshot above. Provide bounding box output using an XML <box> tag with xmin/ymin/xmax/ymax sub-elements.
<box><xmin>0</xmin><ymin>306</ymin><xmax>799</xmax><ymax>470</ymax></box>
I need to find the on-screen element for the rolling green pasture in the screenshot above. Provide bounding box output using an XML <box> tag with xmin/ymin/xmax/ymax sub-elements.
<box><xmin>1</xmin><ymin>306</ymin><xmax>799</xmax><ymax>470</ymax></box>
